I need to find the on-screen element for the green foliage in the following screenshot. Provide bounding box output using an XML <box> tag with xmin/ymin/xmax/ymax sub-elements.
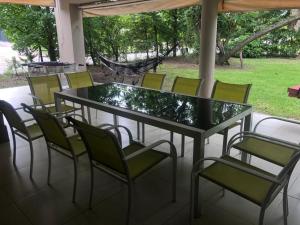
<box><xmin>219</xmin><ymin>10</ymin><xmax>300</xmax><ymax>58</ymax></box>
<box><xmin>158</xmin><ymin>58</ymin><xmax>300</xmax><ymax>119</ymax></box>
<box><xmin>0</xmin><ymin>5</ymin><xmax>57</xmax><ymax>61</ymax></box>
<box><xmin>0</xmin><ymin>4</ymin><xmax>299</xmax><ymax>63</ymax></box>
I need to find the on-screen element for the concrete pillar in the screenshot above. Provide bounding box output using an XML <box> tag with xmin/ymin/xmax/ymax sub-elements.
<box><xmin>199</xmin><ymin>0</ymin><xmax>220</xmax><ymax>98</ymax></box>
<box><xmin>55</xmin><ymin>0</ymin><xmax>86</xmax><ymax>66</ymax></box>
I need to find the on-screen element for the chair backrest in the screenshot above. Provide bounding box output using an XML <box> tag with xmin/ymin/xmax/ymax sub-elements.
<box><xmin>171</xmin><ymin>76</ymin><xmax>201</xmax><ymax>96</ymax></box>
<box><xmin>211</xmin><ymin>80</ymin><xmax>252</xmax><ymax>103</ymax></box>
<box><xmin>65</xmin><ymin>71</ymin><xmax>94</xmax><ymax>89</ymax></box>
<box><xmin>0</xmin><ymin>100</ymin><xmax>27</xmax><ymax>133</ymax></box>
<box><xmin>67</xmin><ymin>117</ymin><xmax>127</xmax><ymax>175</ymax></box>
<box><xmin>22</xmin><ymin>104</ymin><xmax>70</xmax><ymax>150</ymax></box>
<box><xmin>27</xmin><ymin>74</ymin><xmax>62</xmax><ymax>105</ymax></box>
<box><xmin>141</xmin><ymin>72</ymin><xmax>166</xmax><ymax>90</ymax></box>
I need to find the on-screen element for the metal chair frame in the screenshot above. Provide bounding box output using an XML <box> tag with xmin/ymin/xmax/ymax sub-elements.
<box><xmin>190</xmin><ymin>131</ymin><xmax>300</xmax><ymax>225</ymax></box>
<box><xmin>138</xmin><ymin>72</ymin><xmax>166</xmax><ymax>143</ymax></box>
<box><xmin>211</xmin><ymin>80</ymin><xmax>252</xmax><ymax>155</ymax></box>
<box><xmin>26</xmin><ymin>74</ymin><xmax>80</xmax><ymax>117</ymax></box>
<box><xmin>170</xmin><ymin>76</ymin><xmax>201</xmax><ymax>157</ymax></box>
<box><xmin>68</xmin><ymin>117</ymin><xmax>177</xmax><ymax>225</ymax></box>
<box><xmin>65</xmin><ymin>71</ymin><xmax>95</xmax><ymax>123</ymax></box>
<box><xmin>0</xmin><ymin>101</ymin><xmax>43</xmax><ymax>179</ymax></box>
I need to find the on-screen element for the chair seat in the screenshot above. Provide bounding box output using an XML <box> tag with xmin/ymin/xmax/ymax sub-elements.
<box><xmin>123</xmin><ymin>142</ymin><xmax>169</xmax><ymax>179</ymax></box>
<box><xmin>26</xmin><ymin>123</ymin><xmax>43</xmax><ymax>139</ymax></box>
<box><xmin>200</xmin><ymin>156</ymin><xmax>275</xmax><ymax>205</ymax></box>
<box><xmin>15</xmin><ymin>123</ymin><xmax>43</xmax><ymax>140</ymax></box>
<box><xmin>68</xmin><ymin>135</ymin><xmax>86</xmax><ymax>156</ymax></box>
<box><xmin>233</xmin><ymin>136</ymin><xmax>296</xmax><ymax>167</ymax></box>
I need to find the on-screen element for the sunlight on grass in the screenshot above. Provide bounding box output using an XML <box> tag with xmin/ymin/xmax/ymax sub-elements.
<box><xmin>158</xmin><ymin>58</ymin><xmax>300</xmax><ymax>119</ymax></box>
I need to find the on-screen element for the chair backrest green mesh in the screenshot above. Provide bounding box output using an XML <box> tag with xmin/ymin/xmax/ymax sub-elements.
<box><xmin>27</xmin><ymin>75</ymin><xmax>62</xmax><ymax>105</ymax></box>
<box><xmin>171</xmin><ymin>76</ymin><xmax>201</xmax><ymax>96</ymax></box>
<box><xmin>141</xmin><ymin>72</ymin><xmax>166</xmax><ymax>90</ymax></box>
<box><xmin>211</xmin><ymin>80</ymin><xmax>252</xmax><ymax>103</ymax></box>
<box><xmin>26</xmin><ymin>105</ymin><xmax>70</xmax><ymax>150</ymax></box>
<box><xmin>65</xmin><ymin>71</ymin><xmax>94</xmax><ymax>89</ymax></box>
<box><xmin>0</xmin><ymin>100</ymin><xmax>27</xmax><ymax>133</ymax></box>
<box><xmin>68</xmin><ymin>117</ymin><xmax>127</xmax><ymax>175</ymax></box>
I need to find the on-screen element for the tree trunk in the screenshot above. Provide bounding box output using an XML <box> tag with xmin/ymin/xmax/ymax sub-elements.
<box><xmin>291</xmin><ymin>9</ymin><xmax>300</xmax><ymax>31</ymax></box>
<box><xmin>38</xmin><ymin>45</ymin><xmax>43</xmax><ymax>62</ymax></box>
<box><xmin>45</xmin><ymin>7</ymin><xmax>57</xmax><ymax>61</ymax></box>
<box><xmin>217</xmin><ymin>15</ymin><xmax>300</xmax><ymax>65</ymax></box>
<box><xmin>171</xmin><ymin>9</ymin><xmax>178</xmax><ymax>57</ymax></box>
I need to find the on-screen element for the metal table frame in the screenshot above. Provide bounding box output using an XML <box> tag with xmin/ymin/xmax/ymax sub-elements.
<box><xmin>54</xmin><ymin>83</ymin><xmax>253</xmax><ymax>216</ymax></box>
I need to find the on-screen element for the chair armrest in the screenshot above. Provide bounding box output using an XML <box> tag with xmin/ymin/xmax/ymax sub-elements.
<box><xmin>125</xmin><ymin>140</ymin><xmax>177</xmax><ymax>160</ymax></box>
<box><xmin>254</xmin><ymin>116</ymin><xmax>300</xmax><ymax>133</ymax></box>
<box><xmin>227</xmin><ymin>132</ymin><xmax>300</xmax><ymax>154</ymax></box>
<box><xmin>61</xmin><ymin>114</ymin><xmax>88</xmax><ymax>128</ymax></box>
<box><xmin>192</xmin><ymin>157</ymin><xmax>280</xmax><ymax>184</ymax></box>
<box><xmin>28</xmin><ymin>94</ymin><xmax>49</xmax><ymax>111</ymax></box>
<box><xmin>98</xmin><ymin>124</ymin><xmax>133</xmax><ymax>145</ymax></box>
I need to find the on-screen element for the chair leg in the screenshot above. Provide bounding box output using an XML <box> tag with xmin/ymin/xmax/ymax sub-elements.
<box><xmin>181</xmin><ymin>135</ymin><xmax>185</xmax><ymax>157</ymax></box>
<box><xmin>89</xmin><ymin>166</ymin><xmax>94</xmax><ymax>209</ymax></box>
<box><xmin>72</xmin><ymin>158</ymin><xmax>78</xmax><ymax>203</ymax></box>
<box><xmin>170</xmin><ymin>132</ymin><xmax>174</xmax><ymax>144</ymax></box>
<box><xmin>87</xmin><ymin>107</ymin><xmax>92</xmax><ymax>124</ymax></box>
<box><xmin>137</xmin><ymin>121</ymin><xmax>140</xmax><ymax>141</ymax></box>
<box><xmin>126</xmin><ymin>182</ymin><xmax>133</xmax><ymax>225</ymax></box>
<box><xmin>29</xmin><ymin>140</ymin><xmax>34</xmax><ymax>179</ymax></box>
<box><xmin>12</xmin><ymin>132</ymin><xmax>17</xmax><ymax>167</ymax></box>
<box><xmin>172</xmin><ymin>153</ymin><xmax>177</xmax><ymax>202</ymax></box>
<box><xmin>222</xmin><ymin>129</ymin><xmax>229</xmax><ymax>156</ymax></box>
<box><xmin>283</xmin><ymin>185</ymin><xmax>289</xmax><ymax>225</ymax></box>
<box><xmin>81</xmin><ymin>105</ymin><xmax>85</xmax><ymax>120</ymax></box>
<box><xmin>258</xmin><ymin>208</ymin><xmax>266</xmax><ymax>225</ymax></box>
<box><xmin>47</xmin><ymin>147</ymin><xmax>52</xmax><ymax>185</ymax></box>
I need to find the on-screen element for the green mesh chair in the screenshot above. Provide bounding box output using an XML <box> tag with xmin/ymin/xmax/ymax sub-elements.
<box><xmin>27</xmin><ymin>74</ymin><xmax>80</xmax><ymax>116</ymax></box>
<box><xmin>141</xmin><ymin>72</ymin><xmax>166</xmax><ymax>90</ymax></box>
<box><xmin>65</xmin><ymin>71</ymin><xmax>94</xmax><ymax>89</ymax></box>
<box><xmin>0</xmin><ymin>100</ymin><xmax>43</xmax><ymax>179</ymax></box>
<box><xmin>190</xmin><ymin>131</ymin><xmax>300</xmax><ymax>225</ymax></box>
<box><xmin>65</xmin><ymin>71</ymin><xmax>95</xmax><ymax>123</ymax></box>
<box><xmin>211</xmin><ymin>80</ymin><xmax>252</xmax><ymax>155</ymax></box>
<box><xmin>67</xmin><ymin>116</ymin><xmax>177</xmax><ymax>225</ymax></box>
<box><xmin>22</xmin><ymin>103</ymin><xmax>86</xmax><ymax>202</ymax></box>
<box><xmin>170</xmin><ymin>76</ymin><xmax>201</xmax><ymax>157</ymax></box>
<box><xmin>138</xmin><ymin>72</ymin><xmax>166</xmax><ymax>142</ymax></box>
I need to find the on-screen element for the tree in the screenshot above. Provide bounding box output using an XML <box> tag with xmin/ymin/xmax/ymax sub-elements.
<box><xmin>0</xmin><ymin>5</ymin><xmax>57</xmax><ymax>62</ymax></box>
<box><xmin>215</xmin><ymin>10</ymin><xmax>300</xmax><ymax>65</ymax></box>
<box><xmin>216</xmin><ymin>14</ymin><xmax>300</xmax><ymax>65</ymax></box>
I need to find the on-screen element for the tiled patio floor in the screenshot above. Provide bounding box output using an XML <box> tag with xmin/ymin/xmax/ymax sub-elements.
<box><xmin>0</xmin><ymin>85</ymin><xmax>300</xmax><ymax>225</ymax></box>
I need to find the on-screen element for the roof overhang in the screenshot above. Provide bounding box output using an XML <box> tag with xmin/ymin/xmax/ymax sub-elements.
<box><xmin>0</xmin><ymin>0</ymin><xmax>54</xmax><ymax>6</ymax></box>
<box><xmin>80</xmin><ymin>0</ymin><xmax>300</xmax><ymax>17</ymax></box>
<box><xmin>0</xmin><ymin>0</ymin><xmax>299</xmax><ymax>15</ymax></box>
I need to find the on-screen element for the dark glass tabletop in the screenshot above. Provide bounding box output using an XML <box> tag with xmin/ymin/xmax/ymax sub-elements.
<box><xmin>61</xmin><ymin>83</ymin><xmax>252</xmax><ymax>131</ymax></box>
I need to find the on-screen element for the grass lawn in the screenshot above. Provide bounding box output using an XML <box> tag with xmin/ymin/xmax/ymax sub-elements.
<box><xmin>157</xmin><ymin>58</ymin><xmax>300</xmax><ymax>120</ymax></box>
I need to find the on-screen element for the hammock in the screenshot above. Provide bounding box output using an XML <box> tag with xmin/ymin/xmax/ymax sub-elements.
<box><xmin>97</xmin><ymin>44</ymin><xmax>178</xmax><ymax>75</ymax></box>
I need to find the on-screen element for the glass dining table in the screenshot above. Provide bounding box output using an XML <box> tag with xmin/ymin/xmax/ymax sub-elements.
<box><xmin>54</xmin><ymin>82</ymin><xmax>253</xmax><ymax>215</ymax></box>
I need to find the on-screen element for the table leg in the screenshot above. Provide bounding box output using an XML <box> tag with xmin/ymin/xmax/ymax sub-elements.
<box><xmin>55</xmin><ymin>95</ymin><xmax>62</xmax><ymax>113</ymax></box>
<box><xmin>241</xmin><ymin>113</ymin><xmax>252</xmax><ymax>162</ymax></box>
<box><xmin>192</xmin><ymin>135</ymin><xmax>205</xmax><ymax>218</ymax></box>
<box><xmin>0</xmin><ymin>112</ymin><xmax>9</xmax><ymax>143</ymax></box>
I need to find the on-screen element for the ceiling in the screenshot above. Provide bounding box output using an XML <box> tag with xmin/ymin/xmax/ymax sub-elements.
<box><xmin>1</xmin><ymin>0</ymin><xmax>300</xmax><ymax>16</ymax></box>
